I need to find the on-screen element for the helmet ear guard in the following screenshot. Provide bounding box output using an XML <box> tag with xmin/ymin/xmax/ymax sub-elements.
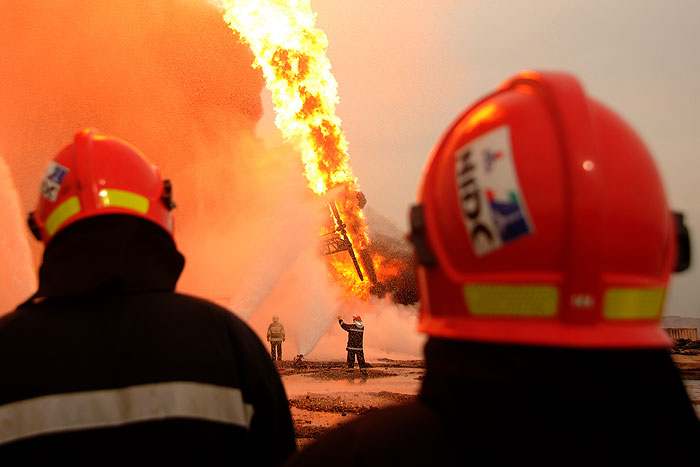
<box><xmin>408</xmin><ymin>204</ymin><xmax>437</xmax><ymax>267</ymax></box>
<box><xmin>161</xmin><ymin>179</ymin><xmax>176</xmax><ymax>211</ymax></box>
<box><xmin>27</xmin><ymin>211</ymin><xmax>42</xmax><ymax>241</ymax></box>
<box><xmin>673</xmin><ymin>211</ymin><xmax>691</xmax><ymax>272</ymax></box>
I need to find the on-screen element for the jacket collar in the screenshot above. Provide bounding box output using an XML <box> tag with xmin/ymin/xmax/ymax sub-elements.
<box><xmin>33</xmin><ymin>215</ymin><xmax>185</xmax><ymax>299</ymax></box>
<box><xmin>420</xmin><ymin>337</ymin><xmax>669</xmax><ymax>406</ymax></box>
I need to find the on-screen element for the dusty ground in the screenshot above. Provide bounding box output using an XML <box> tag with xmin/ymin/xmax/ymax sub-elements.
<box><xmin>280</xmin><ymin>351</ymin><xmax>700</xmax><ymax>448</ymax></box>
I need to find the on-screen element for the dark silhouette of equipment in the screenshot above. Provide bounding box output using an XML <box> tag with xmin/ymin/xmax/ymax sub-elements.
<box><xmin>319</xmin><ymin>191</ymin><xmax>378</xmax><ymax>284</ymax></box>
<box><xmin>293</xmin><ymin>354</ymin><xmax>308</xmax><ymax>370</ymax></box>
<box><xmin>320</xmin><ymin>201</ymin><xmax>364</xmax><ymax>280</ymax></box>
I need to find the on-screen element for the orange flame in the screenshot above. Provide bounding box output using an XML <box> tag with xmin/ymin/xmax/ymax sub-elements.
<box><xmin>216</xmin><ymin>0</ymin><xmax>372</xmax><ymax>296</ymax></box>
<box><xmin>329</xmin><ymin>255</ymin><xmax>371</xmax><ymax>301</ymax></box>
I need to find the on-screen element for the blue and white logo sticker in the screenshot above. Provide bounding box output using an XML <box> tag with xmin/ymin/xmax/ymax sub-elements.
<box><xmin>40</xmin><ymin>161</ymin><xmax>70</xmax><ymax>202</ymax></box>
<box><xmin>455</xmin><ymin>125</ymin><xmax>533</xmax><ymax>256</ymax></box>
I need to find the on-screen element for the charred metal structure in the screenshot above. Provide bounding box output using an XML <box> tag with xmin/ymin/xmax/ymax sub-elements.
<box><xmin>358</xmin><ymin>249</ymin><xmax>378</xmax><ymax>284</ymax></box>
<box><xmin>319</xmin><ymin>191</ymin><xmax>378</xmax><ymax>284</ymax></box>
<box><xmin>320</xmin><ymin>201</ymin><xmax>365</xmax><ymax>280</ymax></box>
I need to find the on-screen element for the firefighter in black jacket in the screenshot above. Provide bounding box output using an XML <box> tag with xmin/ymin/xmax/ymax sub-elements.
<box><xmin>0</xmin><ymin>129</ymin><xmax>296</xmax><ymax>466</ymax></box>
<box><xmin>286</xmin><ymin>71</ymin><xmax>700</xmax><ymax>465</ymax></box>
<box><xmin>339</xmin><ymin>315</ymin><xmax>367</xmax><ymax>372</ymax></box>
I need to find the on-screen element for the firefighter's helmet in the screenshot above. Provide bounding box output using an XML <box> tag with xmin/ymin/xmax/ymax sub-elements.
<box><xmin>409</xmin><ymin>70</ymin><xmax>690</xmax><ymax>348</ymax></box>
<box><xmin>28</xmin><ymin>129</ymin><xmax>175</xmax><ymax>244</ymax></box>
<box><xmin>353</xmin><ymin>315</ymin><xmax>362</xmax><ymax>323</ymax></box>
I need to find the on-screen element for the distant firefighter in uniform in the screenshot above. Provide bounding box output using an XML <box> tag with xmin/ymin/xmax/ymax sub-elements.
<box><xmin>267</xmin><ymin>315</ymin><xmax>285</xmax><ymax>361</ymax></box>
<box><xmin>339</xmin><ymin>315</ymin><xmax>367</xmax><ymax>372</ymax></box>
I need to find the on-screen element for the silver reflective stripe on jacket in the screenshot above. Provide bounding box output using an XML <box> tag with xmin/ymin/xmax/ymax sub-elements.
<box><xmin>349</xmin><ymin>328</ymin><xmax>364</xmax><ymax>332</ymax></box>
<box><xmin>0</xmin><ymin>381</ymin><xmax>254</xmax><ymax>446</ymax></box>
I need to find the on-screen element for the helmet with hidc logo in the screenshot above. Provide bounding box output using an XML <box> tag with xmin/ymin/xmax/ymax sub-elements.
<box><xmin>409</xmin><ymin>70</ymin><xmax>691</xmax><ymax>348</ymax></box>
<box><xmin>28</xmin><ymin>129</ymin><xmax>176</xmax><ymax>244</ymax></box>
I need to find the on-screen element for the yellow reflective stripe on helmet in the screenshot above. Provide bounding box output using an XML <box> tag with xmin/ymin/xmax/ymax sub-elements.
<box><xmin>46</xmin><ymin>196</ymin><xmax>81</xmax><ymax>236</ymax></box>
<box><xmin>603</xmin><ymin>287</ymin><xmax>665</xmax><ymax>320</ymax></box>
<box><xmin>463</xmin><ymin>284</ymin><xmax>558</xmax><ymax>317</ymax></box>
<box><xmin>98</xmin><ymin>189</ymin><xmax>149</xmax><ymax>214</ymax></box>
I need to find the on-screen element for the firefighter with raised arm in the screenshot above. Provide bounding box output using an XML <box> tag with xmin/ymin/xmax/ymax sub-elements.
<box><xmin>267</xmin><ymin>315</ymin><xmax>286</xmax><ymax>361</ymax></box>
<box><xmin>338</xmin><ymin>315</ymin><xmax>367</xmax><ymax>373</ymax></box>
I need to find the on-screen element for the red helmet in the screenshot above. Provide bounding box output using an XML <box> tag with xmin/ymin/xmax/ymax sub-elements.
<box><xmin>409</xmin><ymin>70</ymin><xmax>690</xmax><ymax>349</ymax></box>
<box><xmin>353</xmin><ymin>315</ymin><xmax>362</xmax><ymax>322</ymax></box>
<box><xmin>28</xmin><ymin>129</ymin><xmax>175</xmax><ymax>244</ymax></box>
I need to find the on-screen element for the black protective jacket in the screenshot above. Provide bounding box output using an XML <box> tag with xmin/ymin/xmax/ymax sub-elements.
<box><xmin>0</xmin><ymin>216</ymin><xmax>296</xmax><ymax>466</ymax></box>
<box><xmin>287</xmin><ymin>338</ymin><xmax>700</xmax><ymax>466</ymax></box>
<box><xmin>339</xmin><ymin>320</ymin><xmax>364</xmax><ymax>351</ymax></box>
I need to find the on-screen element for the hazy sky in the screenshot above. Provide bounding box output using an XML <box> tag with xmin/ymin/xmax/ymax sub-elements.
<box><xmin>256</xmin><ymin>0</ymin><xmax>700</xmax><ymax>318</ymax></box>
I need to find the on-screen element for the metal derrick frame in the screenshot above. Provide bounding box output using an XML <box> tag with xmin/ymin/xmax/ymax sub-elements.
<box><xmin>319</xmin><ymin>201</ymin><xmax>364</xmax><ymax>281</ymax></box>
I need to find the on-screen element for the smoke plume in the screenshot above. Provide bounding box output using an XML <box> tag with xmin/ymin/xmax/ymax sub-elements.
<box><xmin>0</xmin><ymin>0</ymin><xmax>424</xmax><ymax>358</ymax></box>
<box><xmin>365</xmin><ymin>208</ymin><xmax>419</xmax><ymax>306</ymax></box>
<box><xmin>0</xmin><ymin>0</ymin><xmax>265</xmax><ymax>293</ymax></box>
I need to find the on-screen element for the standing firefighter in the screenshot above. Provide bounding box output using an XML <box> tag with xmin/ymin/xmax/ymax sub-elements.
<box><xmin>339</xmin><ymin>315</ymin><xmax>367</xmax><ymax>372</ymax></box>
<box><xmin>267</xmin><ymin>315</ymin><xmax>286</xmax><ymax>361</ymax></box>
<box><xmin>287</xmin><ymin>71</ymin><xmax>700</xmax><ymax>465</ymax></box>
<box><xmin>0</xmin><ymin>129</ymin><xmax>296</xmax><ymax>465</ymax></box>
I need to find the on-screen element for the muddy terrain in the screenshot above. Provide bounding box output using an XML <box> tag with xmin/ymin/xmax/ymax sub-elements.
<box><xmin>670</xmin><ymin>340</ymin><xmax>700</xmax><ymax>380</ymax></box>
<box><xmin>277</xmin><ymin>359</ymin><xmax>423</xmax><ymax>447</ymax></box>
<box><xmin>669</xmin><ymin>342</ymin><xmax>700</xmax><ymax>420</ymax></box>
<box><xmin>279</xmin><ymin>350</ymin><xmax>700</xmax><ymax>448</ymax></box>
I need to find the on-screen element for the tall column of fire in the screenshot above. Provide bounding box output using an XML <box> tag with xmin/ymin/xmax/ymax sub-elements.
<box><xmin>215</xmin><ymin>0</ymin><xmax>377</xmax><ymax>297</ymax></box>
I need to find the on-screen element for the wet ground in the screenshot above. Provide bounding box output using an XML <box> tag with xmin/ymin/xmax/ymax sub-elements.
<box><xmin>280</xmin><ymin>353</ymin><xmax>700</xmax><ymax>448</ymax></box>
<box><xmin>277</xmin><ymin>359</ymin><xmax>423</xmax><ymax>448</ymax></box>
<box><xmin>671</xmin><ymin>354</ymin><xmax>700</xmax><ymax>380</ymax></box>
<box><xmin>671</xmin><ymin>351</ymin><xmax>700</xmax><ymax>418</ymax></box>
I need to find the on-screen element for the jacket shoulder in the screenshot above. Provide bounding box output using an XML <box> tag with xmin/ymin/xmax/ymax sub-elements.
<box><xmin>167</xmin><ymin>293</ymin><xmax>246</xmax><ymax>323</ymax></box>
<box><xmin>167</xmin><ymin>293</ymin><xmax>266</xmax><ymax>345</ymax></box>
<box><xmin>287</xmin><ymin>402</ymin><xmax>454</xmax><ymax>466</ymax></box>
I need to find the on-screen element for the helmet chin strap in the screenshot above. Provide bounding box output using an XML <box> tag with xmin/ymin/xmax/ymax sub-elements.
<box><xmin>673</xmin><ymin>211</ymin><xmax>691</xmax><ymax>272</ymax></box>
